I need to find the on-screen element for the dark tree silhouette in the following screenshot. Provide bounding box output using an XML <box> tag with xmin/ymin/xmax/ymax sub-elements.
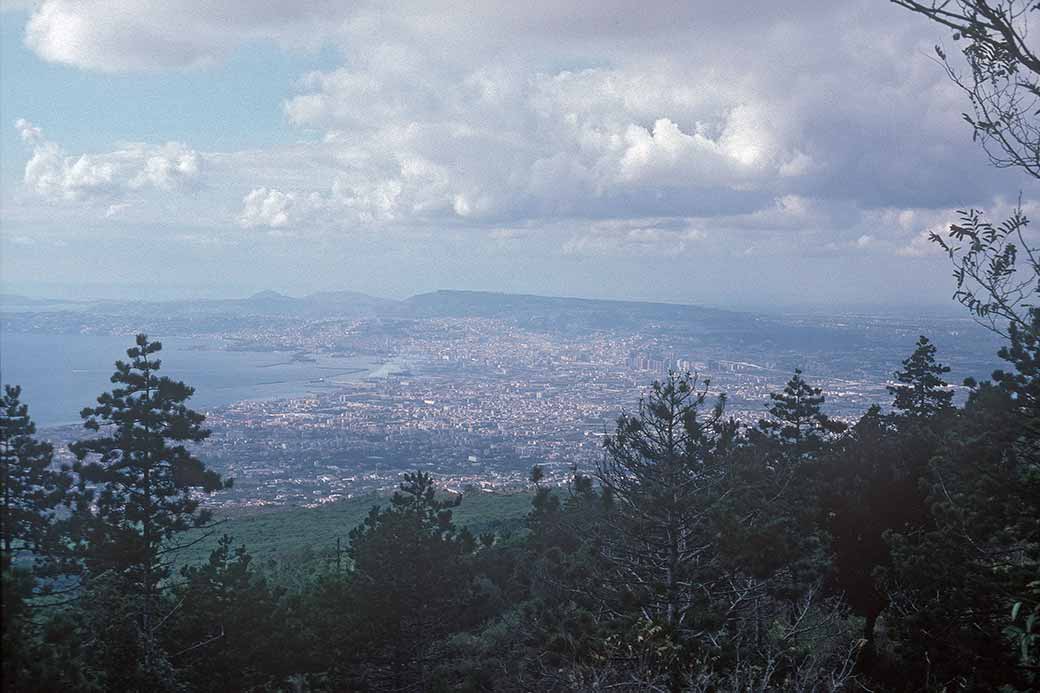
<box><xmin>70</xmin><ymin>334</ymin><xmax>228</xmax><ymax>645</ymax></box>
<box><xmin>0</xmin><ymin>385</ymin><xmax>71</xmax><ymax>568</ymax></box>
<box><xmin>1</xmin><ymin>385</ymin><xmax>75</xmax><ymax>691</ymax></box>
<box><xmin>346</xmin><ymin>471</ymin><xmax>474</xmax><ymax>691</ymax></box>
<box><xmin>165</xmin><ymin>535</ymin><xmax>291</xmax><ymax>693</ymax></box>
<box><xmin>888</xmin><ymin>335</ymin><xmax>954</xmax><ymax>417</ymax></box>
<box><xmin>595</xmin><ymin>372</ymin><xmax>736</xmax><ymax>693</ymax></box>
<box><xmin>821</xmin><ymin>406</ymin><xmax>932</xmax><ymax>657</ymax></box>
<box><xmin>930</xmin><ymin>206</ymin><xmax>1038</xmax><ymax>337</ymax></box>
<box><xmin>755</xmin><ymin>369</ymin><xmax>846</xmax><ymax>461</ymax></box>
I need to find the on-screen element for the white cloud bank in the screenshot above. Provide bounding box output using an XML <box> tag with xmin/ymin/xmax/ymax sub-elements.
<box><xmin>16</xmin><ymin>119</ymin><xmax>201</xmax><ymax>202</ymax></box>
<box><xmin>9</xmin><ymin>0</ymin><xmax>1037</xmax><ymax>268</ymax></box>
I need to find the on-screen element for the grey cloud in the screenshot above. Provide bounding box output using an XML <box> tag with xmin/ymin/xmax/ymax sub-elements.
<box><xmin>12</xmin><ymin>0</ymin><xmax>1039</xmax><ymax>267</ymax></box>
<box><xmin>265</xmin><ymin>0</ymin><xmax>1031</xmax><ymax>239</ymax></box>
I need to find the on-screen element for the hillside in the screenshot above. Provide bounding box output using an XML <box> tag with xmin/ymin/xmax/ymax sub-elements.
<box><xmin>179</xmin><ymin>490</ymin><xmax>534</xmax><ymax>570</ymax></box>
<box><xmin>404</xmin><ymin>289</ymin><xmax>740</xmax><ymax>330</ymax></box>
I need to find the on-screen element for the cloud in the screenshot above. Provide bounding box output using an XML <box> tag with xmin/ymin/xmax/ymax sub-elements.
<box><xmin>897</xmin><ymin>229</ymin><xmax>944</xmax><ymax>257</ymax></box>
<box><xmin>130</xmin><ymin>146</ymin><xmax>200</xmax><ymax>189</ymax></box>
<box><xmin>15</xmin><ymin>118</ymin><xmax>42</xmax><ymax>143</ymax></box>
<box><xmin>562</xmin><ymin>219</ymin><xmax>706</xmax><ymax>257</ymax></box>
<box><xmin>15</xmin><ymin>120</ymin><xmax>202</xmax><ymax>203</ymax></box>
<box><xmin>259</xmin><ymin>0</ymin><xmax>1030</xmax><ymax>238</ymax></box>
<box><xmin>22</xmin><ymin>0</ymin><xmax>352</xmax><ymax>72</ymax></box>
<box><xmin>617</xmin><ymin>117</ymin><xmax>748</xmax><ymax>184</ymax></box>
<box><xmin>9</xmin><ymin>0</ymin><xmax>1038</xmax><ymax>277</ymax></box>
<box><xmin>237</xmin><ymin>164</ymin><xmax>449</xmax><ymax>230</ymax></box>
<box><xmin>273</xmin><ymin>63</ymin><xmax>827</xmax><ymax>229</ymax></box>
<box><xmin>239</xmin><ymin>188</ymin><xmax>296</xmax><ymax>228</ymax></box>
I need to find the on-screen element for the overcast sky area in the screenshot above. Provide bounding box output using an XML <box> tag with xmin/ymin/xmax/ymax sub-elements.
<box><xmin>1</xmin><ymin>0</ymin><xmax>1037</xmax><ymax>309</ymax></box>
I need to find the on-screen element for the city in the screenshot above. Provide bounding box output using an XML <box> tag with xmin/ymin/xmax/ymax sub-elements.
<box><xmin>6</xmin><ymin>291</ymin><xmax>1003</xmax><ymax>508</ymax></box>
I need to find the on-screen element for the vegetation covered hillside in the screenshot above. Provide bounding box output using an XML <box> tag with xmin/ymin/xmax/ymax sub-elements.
<box><xmin>175</xmin><ymin>491</ymin><xmax>534</xmax><ymax>573</ymax></box>
<box><xmin>3</xmin><ymin>315</ymin><xmax>1037</xmax><ymax>690</ymax></box>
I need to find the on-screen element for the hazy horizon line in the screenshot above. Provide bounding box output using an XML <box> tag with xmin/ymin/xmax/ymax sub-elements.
<box><xmin>0</xmin><ymin>282</ymin><xmax>971</xmax><ymax>318</ymax></box>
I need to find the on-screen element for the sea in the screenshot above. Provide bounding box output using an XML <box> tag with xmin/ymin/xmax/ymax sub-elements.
<box><xmin>0</xmin><ymin>332</ymin><xmax>385</xmax><ymax>428</ymax></box>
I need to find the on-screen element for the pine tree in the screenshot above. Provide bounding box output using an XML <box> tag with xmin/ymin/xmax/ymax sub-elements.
<box><xmin>595</xmin><ymin>372</ymin><xmax>736</xmax><ymax>693</ymax></box>
<box><xmin>0</xmin><ymin>385</ymin><xmax>72</xmax><ymax>568</ymax></box>
<box><xmin>165</xmin><ymin>535</ymin><xmax>290</xmax><ymax>693</ymax></box>
<box><xmin>0</xmin><ymin>386</ymin><xmax>81</xmax><ymax>691</ymax></box>
<box><xmin>705</xmin><ymin>372</ymin><xmax>831</xmax><ymax>641</ymax></box>
<box><xmin>991</xmin><ymin>309</ymin><xmax>1040</xmax><ymax>437</ymax></box>
<box><xmin>70</xmin><ymin>334</ymin><xmax>228</xmax><ymax>643</ymax></box>
<box><xmin>881</xmin><ymin>314</ymin><xmax>1039</xmax><ymax>689</ymax></box>
<box><xmin>820</xmin><ymin>405</ymin><xmax>931</xmax><ymax>655</ymax></box>
<box><xmin>740</xmin><ymin>369</ymin><xmax>845</xmax><ymax>620</ymax></box>
<box><xmin>755</xmin><ymin>369</ymin><xmax>846</xmax><ymax>460</ymax></box>
<box><xmin>888</xmin><ymin>335</ymin><xmax>953</xmax><ymax>418</ymax></box>
<box><xmin>345</xmin><ymin>470</ymin><xmax>475</xmax><ymax>691</ymax></box>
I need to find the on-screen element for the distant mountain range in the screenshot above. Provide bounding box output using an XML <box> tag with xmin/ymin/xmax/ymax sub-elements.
<box><xmin>1</xmin><ymin>288</ymin><xmax>735</xmax><ymax>324</ymax></box>
<box><xmin>1</xmin><ymin>289</ymin><xmax>397</xmax><ymax>319</ymax></box>
<box><xmin>403</xmin><ymin>289</ymin><xmax>746</xmax><ymax>333</ymax></box>
<box><xmin>0</xmin><ymin>288</ymin><xmax>1000</xmax><ymax>356</ymax></box>
<box><xmin>180</xmin><ymin>289</ymin><xmax>402</xmax><ymax>318</ymax></box>
<box><xmin>0</xmin><ymin>293</ymin><xmax>85</xmax><ymax>307</ymax></box>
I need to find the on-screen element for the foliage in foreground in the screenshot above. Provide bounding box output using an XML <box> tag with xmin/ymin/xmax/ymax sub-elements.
<box><xmin>2</xmin><ymin>320</ymin><xmax>1038</xmax><ymax>691</ymax></box>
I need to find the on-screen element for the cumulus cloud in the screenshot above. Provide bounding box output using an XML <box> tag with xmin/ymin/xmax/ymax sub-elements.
<box><xmin>130</xmin><ymin>146</ymin><xmax>200</xmax><ymax>189</ymax></box>
<box><xmin>239</xmin><ymin>188</ymin><xmax>296</xmax><ymax>228</ymax></box>
<box><xmin>617</xmin><ymin>117</ymin><xmax>744</xmax><ymax>184</ymax></box>
<box><xmin>237</xmin><ymin>161</ymin><xmax>454</xmax><ymax>230</ymax></box>
<box><xmin>273</xmin><ymin>62</ymin><xmax>826</xmax><ymax>229</ymax></box>
<box><xmin>254</xmin><ymin>0</ymin><xmax>1029</xmax><ymax>240</ymax></box>
<box><xmin>15</xmin><ymin>119</ymin><xmax>202</xmax><ymax>202</ymax></box>
<box><xmin>9</xmin><ymin>0</ymin><xmax>1037</xmax><ymax>268</ymax></box>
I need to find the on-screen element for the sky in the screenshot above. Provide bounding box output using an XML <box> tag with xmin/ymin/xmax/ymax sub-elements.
<box><xmin>0</xmin><ymin>0</ymin><xmax>1037</xmax><ymax>309</ymax></box>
